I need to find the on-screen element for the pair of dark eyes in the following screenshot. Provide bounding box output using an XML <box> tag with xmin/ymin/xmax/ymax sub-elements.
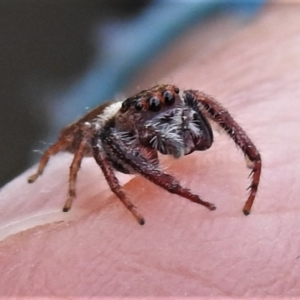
<box><xmin>136</xmin><ymin>90</ymin><xmax>176</xmax><ymax>112</ymax></box>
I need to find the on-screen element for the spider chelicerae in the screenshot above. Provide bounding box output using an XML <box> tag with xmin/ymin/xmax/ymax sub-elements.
<box><xmin>28</xmin><ymin>84</ymin><xmax>262</xmax><ymax>225</ymax></box>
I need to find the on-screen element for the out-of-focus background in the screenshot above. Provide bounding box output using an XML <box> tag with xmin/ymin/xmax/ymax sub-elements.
<box><xmin>0</xmin><ymin>0</ymin><xmax>264</xmax><ymax>187</ymax></box>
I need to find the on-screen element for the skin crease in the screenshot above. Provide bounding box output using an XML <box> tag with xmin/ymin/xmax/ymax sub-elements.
<box><xmin>1</xmin><ymin>5</ymin><xmax>300</xmax><ymax>298</ymax></box>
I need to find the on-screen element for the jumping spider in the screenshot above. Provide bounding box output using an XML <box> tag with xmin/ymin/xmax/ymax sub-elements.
<box><xmin>28</xmin><ymin>84</ymin><xmax>261</xmax><ymax>225</ymax></box>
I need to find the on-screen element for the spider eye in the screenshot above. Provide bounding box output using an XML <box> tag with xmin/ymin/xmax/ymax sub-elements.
<box><xmin>174</xmin><ymin>87</ymin><xmax>180</xmax><ymax>94</ymax></box>
<box><xmin>135</xmin><ymin>102</ymin><xmax>143</xmax><ymax>111</ymax></box>
<box><xmin>163</xmin><ymin>90</ymin><xmax>175</xmax><ymax>105</ymax></box>
<box><xmin>149</xmin><ymin>96</ymin><xmax>161</xmax><ymax>112</ymax></box>
<box><xmin>121</xmin><ymin>101</ymin><xmax>129</xmax><ymax>112</ymax></box>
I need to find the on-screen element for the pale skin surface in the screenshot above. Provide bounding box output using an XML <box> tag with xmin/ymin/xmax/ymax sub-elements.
<box><xmin>1</xmin><ymin>5</ymin><xmax>300</xmax><ymax>298</ymax></box>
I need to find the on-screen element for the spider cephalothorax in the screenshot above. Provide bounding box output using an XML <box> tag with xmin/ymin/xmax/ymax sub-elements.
<box><xmin>28</xmin><ymin>84</ymin><xmax>262</xmax><ymax>225</ymax></box>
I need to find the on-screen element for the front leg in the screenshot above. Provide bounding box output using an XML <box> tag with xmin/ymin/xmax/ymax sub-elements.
<box><xmin>184</xmin><ymin>90</ymin><xmax>262</xmax><ymax>215</ymax></box>
<box><xmin>101</xmin><ymin>131</ymin><xmax>216</xmax><ymax>215</ymax></box>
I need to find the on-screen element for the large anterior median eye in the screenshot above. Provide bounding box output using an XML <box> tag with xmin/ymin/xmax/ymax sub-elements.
<box><xmin>149</xmin><ymin>96</ymin><xmax>161</xmax><ymax>112</ymax></box>
<box><xmin>163</xmin><ymin>90</ymin><xmax>175</xmax><ymax>105</ymax></box>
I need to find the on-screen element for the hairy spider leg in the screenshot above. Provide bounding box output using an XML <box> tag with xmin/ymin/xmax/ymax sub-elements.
<box><xmin>101</xmin><ymin>131</ymin><xmax>216</xmax><ymax>218</ymax></box>
<box><xmin>93</xmin><ymin>141</ymin><xmax>145</xmax><ymax>225</ymax></box>
<box><xmin>185</xmin><ymin>90</ymin><xmax>262</xmax><ymax>215</ymax></box>
<box><xmin>62</xmin><ymin>136</ymin><xmax>89</xmax><ymax>212</ymax></box>
<box><xmin>28</xmin><ymin>141</ymin><xmax>66</xmax><ymax>183</ymax></box>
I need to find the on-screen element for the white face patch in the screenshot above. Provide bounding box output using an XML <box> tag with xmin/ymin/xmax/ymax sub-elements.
<box><xmin>93</xmin><ymin>101</ymin><xmax>122</xmax><ymax>126</ymax></box>
<box><xmin>189</xmin><ymin>120</ymin><xmax>201</xmax><ymax>138</ymax></box>
<box><xmin>178</xmin><ymin>90</ymin><xmax>185</xmax><ymax>101</ymax></box>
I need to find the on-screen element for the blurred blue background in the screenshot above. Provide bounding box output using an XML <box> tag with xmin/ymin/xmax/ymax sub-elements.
<box><xmin>0</xmin><ymin>0</ymin><xmax>264</xmax><ymax>187</ymax></box>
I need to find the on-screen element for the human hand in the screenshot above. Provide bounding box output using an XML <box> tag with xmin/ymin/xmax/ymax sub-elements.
<box><xmin>1</xmin><ymin>5</ymin><xmax>300</xmax><ymax>297</ymax></box>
